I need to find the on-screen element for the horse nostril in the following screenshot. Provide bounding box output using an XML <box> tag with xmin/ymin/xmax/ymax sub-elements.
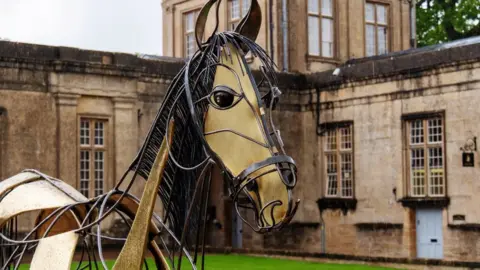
<box><xmin>245</xmin><ymin>180</ymin><xmax>258</xmax><ymax>192</ymax></box>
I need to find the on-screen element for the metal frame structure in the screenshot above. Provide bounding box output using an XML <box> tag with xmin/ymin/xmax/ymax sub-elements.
<box><xmin>0</xmin><ymin>1</ymin><xmax>299</xmax><ymax>269</ymax></box>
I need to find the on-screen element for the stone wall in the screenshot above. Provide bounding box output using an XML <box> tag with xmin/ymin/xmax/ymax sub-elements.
<box><xmin>161</xmin><ymin>0</ymin><xmax>412</xmax><ymax>73</ymax></box>
<box><xmin>267</xmin><ymin>41</ymin><xmax>480</xmax><ymax>262</ymax></box>
<box><xmin>2</xmin><ymin>38</ymin><xmax>480</xmax><ymax>264</ymax></box>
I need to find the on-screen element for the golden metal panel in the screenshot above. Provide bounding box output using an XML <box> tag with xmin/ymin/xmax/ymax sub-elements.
<box><xmin>30</xmin><ymin>231</ymin><xmax>79</xmax><ymax>270</ymax></box>
<box><xmin>203</xmin><ymin>46</ymin><xmax>288</xmax><ymax>223</ymax></box>
<box><xmin>113</xmin><ymin>120</ymin><xmax>173</xmax><ymax>270</ymax></box>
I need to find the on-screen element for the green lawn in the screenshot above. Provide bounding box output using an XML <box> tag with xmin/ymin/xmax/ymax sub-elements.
<box><xmin>18</xmin><ymin>254</ymin><xmax>401</xmax><ymax>269</ymax></box>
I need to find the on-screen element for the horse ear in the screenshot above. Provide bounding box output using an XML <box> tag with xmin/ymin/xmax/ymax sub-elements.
<box><xmin>195</xmin><ymin>0</ymin><xmax>221</xmax><ymax>49</ymax></box>
<box><xmin>234</xmin><ymin>0</ymin><xmax>262</xmax><ymax>43</ymax></box>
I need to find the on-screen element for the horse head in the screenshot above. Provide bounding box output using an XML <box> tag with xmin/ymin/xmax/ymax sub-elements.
<box><xmin>184</xmin><ymin>0</ymin><xmax>299</xmax><ymax>233</ymax></box>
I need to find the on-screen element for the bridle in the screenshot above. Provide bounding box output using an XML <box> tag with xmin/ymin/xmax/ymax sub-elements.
<box><xmin>182</xmin><ymin>38</ymin><xmax>300</xmax><ymax>233</ymax></box>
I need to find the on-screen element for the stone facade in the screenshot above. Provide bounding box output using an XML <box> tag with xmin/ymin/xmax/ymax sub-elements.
<box><xmin>161</xmin><ymin>0</ymin><xmax>413</xmax><ymax>73</ymax></box>
<box><xmin>2</xmin><ymin>38</ymin><xmax>480</xmax><ymax>265</ymax></box>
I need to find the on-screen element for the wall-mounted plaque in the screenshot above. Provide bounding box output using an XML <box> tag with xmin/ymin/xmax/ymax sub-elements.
<box><xmin>463</xmin><ymin>152</ymin><xmax>474</xmax><ymax>167</ymax></box>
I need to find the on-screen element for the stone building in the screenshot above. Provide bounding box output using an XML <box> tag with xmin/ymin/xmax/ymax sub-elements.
<box><xmin>1</xmin><ymin>35</ymin><xmax>480</xmax><ymax>268</ymax></box>
<box><xmin>161</xmin><ymin>0</ymin><xmax>415</xmax><ymax>73</ymax></box>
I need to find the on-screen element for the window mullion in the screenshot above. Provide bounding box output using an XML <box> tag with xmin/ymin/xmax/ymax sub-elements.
<box><xmin>423</xmin><ymin>119</ymin><xmax>429</xmax><ymax>197</ymax></box>
<box><xmin>89</xmin><ymin>120</ymin><xmax>94</xmax><ymax>196</ymax></box>
<box><xmin>337</xmin><ymin>131</ymin><xmax>342</xmax><ymax>197</ymax></box>
<box><xmin>319</xmin><ymin>0</ymin><xmax>323</xmax><ymax>55</ymax></box>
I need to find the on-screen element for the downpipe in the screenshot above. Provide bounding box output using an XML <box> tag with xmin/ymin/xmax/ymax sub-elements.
<box><xmin>281</xmin><ymin>0</ymin><xmax>288</xmax><ymax>71</ymax></box>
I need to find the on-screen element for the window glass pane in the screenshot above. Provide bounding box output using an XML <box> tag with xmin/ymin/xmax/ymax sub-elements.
<box><xmin>231</xmin><ymin>0</ymin><xmax>240</xmax><ymax>19</ymax></box>
<box><xmin>324</xmin><ymin>129</ymin><xmax>336</xmax><ymax>150</ymax></box>
<box><xmin>326</xmin><ymin>154</ymin><xmax>337</xmax><ymax>196</ymax></box>
<box><xmin>410</xmin><ymin>148</ymin><xmax>425</xmax><ymax>196</ymax></box>
<box><xmin>322</xmin><ymin>18</ymin><xmax>334</xmax><ymax>57</ymax></box>
<box><xmin>80</xmin><ymin>150</ymin><xmax>90</xmax><ymax>197</ymax></box>
<box><xmin>94</xmin><ymin>121</ymin><xmax>104</xmax><ymax>146</ymax></box>
<box><xmin>376</xmin><ymin>4</ymin><xmax>387</xmax><ymax>24</ymax></box>
<box><xmin>340</xmin><ymin>126</ymin><xmax>352</xmax><ymax>149</ymax></box>
<box><xmin>80</xmin><ymin>120</ymin><xmax>90</xmax><ymax>145</ymax></box>
<box><xmin>95</xmin><ymin>151</ymin><xmax>104</xmax><ymax>197</ymax></box>
<box><xmin>242</xmin><ymin>0</ymin><xmax>250</xmax><ymax>16</ymax></box>
<box><xmin>308</xmin><ymin>0</ymin><xmax>319</xmax><ymax>14</ymax></box>
<box><xmin>308</xmin><ymin>16</ymin><xmax>320</xmax><ymax>56</ymax></box>
<box><xmin>377</xmin><ymin>26</ymin><xmax>387</xmax><ymax>55</ymax></box>
<box><xmin>321</xmin><ymin>0</ymin><xmax>332</xmax><ymax>16</ymax></box>
<box><xmin>429</xmin><ymin>147</ymin><xmax>444</xmax><ymax>195</ymax></box>
<box><xmin>186</xmin><ymin>34</ymin><xmax>195</xmax><ymax>58</ymax></box>
<box><xmin>428</xmin><ymin>118</ymin><xmax>443</xmax><ymax>143</ymax></box>
<box><xmin>365</xmin><ymin>24</ymin><xmax>375</xmax><ymax>56</ymax></box>
<box><xmin>410</xmin><ymin>120</ymin><xmax>424</xmax><ymax>145</ymax></box>
<box><xmin>341</xmin><ymin>153</ymin><xmax>353</xmax><ymax>197</ymax></box>
<box><xmin>365</xmin><ymin>3</ymin><xmax>375</xmax><ymax>22</ymax></box>
<box><xmin>186</xmin><ymin>13</ymin><xmax>195</xmax><ymax>32</ymax></box>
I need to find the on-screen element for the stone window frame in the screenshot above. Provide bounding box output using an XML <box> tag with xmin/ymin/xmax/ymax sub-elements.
<box><xmin>364</xmin><ymin>1</ymin><xmax>390</xmax><ymax>57</ymax></box>
<box><xmin>227</xmin><ymin>0</ymin><xmax>250</xmax><ymax>31</ymax></box>
<box><xmin>183</xmin><ymin>9</ymin><xmax>201</xmax><ymax>59</ymax></box>
<box><xmin>321</xmin><ymin>121</ymin><xmax>355</xmax><ymax>199</ymax></box>
<box><xmin>78</xmin><ymin>117</ymin><xmax>108</xmax><ymax>198</ymax></box>
<box><xmin>226</xmin><ymin>0</ymin><xmax>253</xmax><ymax>62</ymax></box>
<box><xmin>402</xmin><ymin>112</ymin><xmax>447</xmax><ymax>198</ymax></box>
<box><xmin>306</xmin><ymin>0</ymin><xmax>336</xmax><ymax>59</ymax></box>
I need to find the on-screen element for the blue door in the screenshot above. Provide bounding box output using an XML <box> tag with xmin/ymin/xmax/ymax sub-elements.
<box><xmin>416</xmin><ymin>208</ymin><xmax>443</xmax><ymax>259</ymax></box>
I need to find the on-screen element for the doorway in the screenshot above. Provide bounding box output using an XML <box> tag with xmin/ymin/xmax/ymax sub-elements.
<box><xmin>416</xmin><ymin>208</ymin><xmax>443</xmax><ymax>259</ymax></box>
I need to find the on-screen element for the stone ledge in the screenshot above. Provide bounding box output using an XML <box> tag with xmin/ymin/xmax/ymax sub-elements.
<box><xmin>202</xmin><ymin>247</ymin><xmax>480</xmax><ymax>268</ymax></box>
<box><xmin>355</xmin><ymin>223</ymin><xmax>403</xmax><ymax>230</ymax></box>
<box><xmin>316</xmin><ymin>198</ymin><xmax>357</xmax><ymax>214</ymax></box>
<box><xmin>307</xmin><ymin>41</ymin><xmax>480</xmax><ymax>90</ymax></box>
<box><xmin>448</xmin><ymin>223</ymin><xmax>480</xmax><ymax>231</ymax></box>
<box><xmin>399</xmin><ymin>197</ymin><xmax>450</xmax><ymax>208</ymax></box>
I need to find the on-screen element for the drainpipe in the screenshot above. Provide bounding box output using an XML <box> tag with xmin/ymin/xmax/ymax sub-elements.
<box><xmin>269</xmin><ymin>0</ymin><xmax>274</xmax><ymax>59</ymax></box>
<box><xmin>281</xmin><ymin>0</ymin><xmax>288</xmax><ymax>71</ymax></box>
<box><xmin>410</xmin><ymin>0</ymin><xmax>417</xmax><ymax>48</ymax></box>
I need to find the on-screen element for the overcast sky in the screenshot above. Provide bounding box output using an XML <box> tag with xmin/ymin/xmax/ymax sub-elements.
<box><xmin>0</xmin><ymin>0</ymin><xmax>163</xmax><ymax>55</ymax></box>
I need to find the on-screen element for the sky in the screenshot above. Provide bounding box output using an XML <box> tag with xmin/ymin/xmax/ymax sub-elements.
<box><xmin>0</xmin><ymin>0</ymin><xmax>163</xmax><ymax>55</ymax></box>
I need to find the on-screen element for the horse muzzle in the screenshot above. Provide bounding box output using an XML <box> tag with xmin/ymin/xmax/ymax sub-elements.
<box><xmin>231</xmin><ymin>154</ymin><xmax>300</xmax><ymax>233</ymax></box>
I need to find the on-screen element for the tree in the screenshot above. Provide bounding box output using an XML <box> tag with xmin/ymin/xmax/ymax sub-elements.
<box><xmin>416</xmin><ymin>0</ymin><xmax>480</xmax><ymax>47</ymax></box>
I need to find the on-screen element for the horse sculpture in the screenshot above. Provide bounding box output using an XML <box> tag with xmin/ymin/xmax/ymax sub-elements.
<box><xmin>0</xmin><ymin>0</ymin><xmax>299</xmax><ymax>269</ymax></box>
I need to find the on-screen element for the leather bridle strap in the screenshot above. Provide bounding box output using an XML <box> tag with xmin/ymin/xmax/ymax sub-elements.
<box><xmin>233</xmin><ymin>155</ymin><xmax>296</xmax><ymax>187</ymax></box>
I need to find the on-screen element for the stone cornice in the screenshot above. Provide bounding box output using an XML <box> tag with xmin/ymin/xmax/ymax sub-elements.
<box><xmin>0</xmin><ymin>41</ymin><xmax>184</xmax><ymax>80</ymax></box>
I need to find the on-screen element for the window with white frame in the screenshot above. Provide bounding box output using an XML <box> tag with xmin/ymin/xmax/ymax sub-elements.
<box><xmin>79</xmin><ymin>118</ymin><xmax>107</xmax><ymax>197</ymax></box>
<box><xmin>184</xmin><ymin>10</ymin><xmax>200</xmax><ymax>59</ymax></box>
<box><xmin>324</xmin><ymin>124</ymin><xmax>353</xmax><ymax>198</ymax></box>
<box><xmin>406</xmin><ymin>117</ymin><xmax>445</xmax><ymax>197</ymax></box>
<box><xmin>365</xmin><ymin>2</ymin><xmax>388</xmax><ymax>56</ymax></box>
<box><xmin>228</xmin><ymin>0</ymin><xmax>250</xmax><ymax>31</ymax></box>
<box><xmin>308</xmin><ymin>0</ymin><xmax>334</xmax><ymax>58</ymax></box>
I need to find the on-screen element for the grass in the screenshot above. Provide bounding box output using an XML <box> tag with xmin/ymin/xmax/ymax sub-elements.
<box><xmin>18</xmin><ymin>254</ymin><xmax>401</xmax><ymax>269</ymax></box>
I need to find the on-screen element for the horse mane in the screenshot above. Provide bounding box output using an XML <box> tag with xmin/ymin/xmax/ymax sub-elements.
<box><xmin>128</xmin><ymin>31</ymin><xmax>277</xmax><ymax>242</ymax></box>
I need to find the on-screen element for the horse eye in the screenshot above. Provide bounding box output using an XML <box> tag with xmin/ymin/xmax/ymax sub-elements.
<box><xmin>212</xmin><ymin>91</ymin><xmax>235</xmax><ymax>108</ymax></box>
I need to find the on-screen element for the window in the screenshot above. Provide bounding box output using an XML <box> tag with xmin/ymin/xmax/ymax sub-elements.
<box><xmin>324</xmin><ymin>124</ymin><xmax>353</xmax><ymax>198</ymax></box>
<box><xmin>228</xmin><ymin>0</ymin><xmax>250</xmax><ymax>31</ymax></box>
<box><xmin>79</xmin><ymin>118</ymin><xmax>107</xmax><ymax>197</ymax></box>
<box><xmin>406</xmin><ymin>117</ymin><xmax>445</xmax><ymax>197</ymax></box>
<box><xmin>184</xmin><ymin>10</ymin><xmax>200</xmax><ymax>59</ymax></box>
<box><xmin>308</xmin><ymin>0</ymin><xmax>334</xmax><ymax>58</ymax></box>
<box><xmin>365</xmin><ymin>2</ymin><xmax>388</xmax><ymax>56</ymax></box>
